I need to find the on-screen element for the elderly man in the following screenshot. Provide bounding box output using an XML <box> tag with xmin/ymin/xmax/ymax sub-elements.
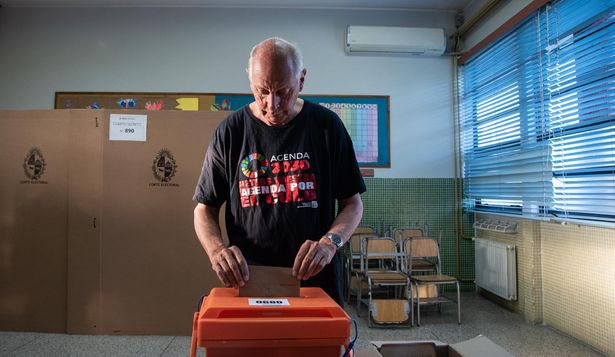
<box><xmin>193</xmin><ymin>37</ymin><xmax>365</xmax><ymax>306</ymax></box>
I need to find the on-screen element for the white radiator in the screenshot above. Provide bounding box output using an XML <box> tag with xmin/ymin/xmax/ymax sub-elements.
<box><xmin>474</xmin><ymin>238</ymin><xmax>517</xmax><ymax>300</ymax></box>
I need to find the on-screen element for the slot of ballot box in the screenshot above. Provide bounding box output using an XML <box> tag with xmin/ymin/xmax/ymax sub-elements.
<box><xmin>217</xmin><ymin>309</ymin><xmax>333</xmax><ymax>318</ymax></box>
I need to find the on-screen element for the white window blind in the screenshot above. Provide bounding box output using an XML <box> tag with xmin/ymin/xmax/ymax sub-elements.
<box><xmin>546</xmin><ymin>0</ymin><xmax>615</xmax><ymax>222</ymax></box>
<box><xmin>460</xmin><ymin>0</ymin><xmax>615</xmax><ymax>223</ymax></box>
<box><xmin>460</xmin><ymin>13</ymin><xmax>550</xmax><ymax>215</ymax></box>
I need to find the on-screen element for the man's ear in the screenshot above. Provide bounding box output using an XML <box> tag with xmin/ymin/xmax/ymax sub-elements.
<box><xmin>299</xmin><ymin>68</ymin><xmax>307</xmax><ymax>91</ymax></box>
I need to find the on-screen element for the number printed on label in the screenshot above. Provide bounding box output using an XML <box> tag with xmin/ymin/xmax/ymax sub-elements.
<box><xmin>248</xmin><ymin>298</ymin><xmax>290</xmax><ymax>306</ymax></box>
<box><xmin>109</xmin><ymin>114</ymin><xmax>147</xmax><ymax>142</ymax></box>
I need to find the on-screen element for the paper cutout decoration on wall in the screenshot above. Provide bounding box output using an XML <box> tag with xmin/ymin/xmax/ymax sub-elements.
<box><xmin>210</xmin><ymin>99</ymin><xmax>232</xmax><ymax>111</ymax></box>
<box><xmin>145</xmin><ymin>100</ymin><xmax>164</xmax><ymax>111</ymax></box>
<box><xmin>176</xmin><ymin>98</ymin><xmax>199</xmax><ymax>111</ymax></box>
<box><xmin>118</xmin><ymin>98</ymin><xmax>137</xmax><ymax>108</ymax></box>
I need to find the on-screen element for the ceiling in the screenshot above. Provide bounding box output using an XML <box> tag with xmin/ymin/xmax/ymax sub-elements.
<box><xmin>0</xmin><ymin>0</ymin><xmax>472</xmax><ymax>11</ymax></box>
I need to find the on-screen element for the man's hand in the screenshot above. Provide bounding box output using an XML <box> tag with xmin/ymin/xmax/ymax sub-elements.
<box><xmin>210</xmin><ymin>245</ymin><xmax>249</xmax><ymax>288</ymax></box>
<box><xmin>292</xmin><ymin>238</ymin><xmax>336</xmax><ymax>281</ymax></box>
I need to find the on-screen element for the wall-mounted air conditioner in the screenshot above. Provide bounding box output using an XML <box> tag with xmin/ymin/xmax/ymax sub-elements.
<box><xmin>345</xmin><ymin>26</ymin><xmax>446</xmax><ymax>56</ymax></box>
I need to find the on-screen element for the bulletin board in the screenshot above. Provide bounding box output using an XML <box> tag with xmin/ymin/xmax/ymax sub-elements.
<box><xmin>55</xmin><ymin>92</ymin><xmax>390</xmax><ymax>167</ymax></box>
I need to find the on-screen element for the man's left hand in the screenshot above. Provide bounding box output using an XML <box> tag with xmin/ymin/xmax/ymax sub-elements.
<box><xmin>292</xmin><ymin>237</ymin><xmax>337</xmax><ymax>280</ymax></box>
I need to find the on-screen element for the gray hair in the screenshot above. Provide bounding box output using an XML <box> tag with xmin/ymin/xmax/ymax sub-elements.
<box><xmin>248</xmin><ymin>37</ymin><xmax>304</xmax><ymax>80</ymax></box>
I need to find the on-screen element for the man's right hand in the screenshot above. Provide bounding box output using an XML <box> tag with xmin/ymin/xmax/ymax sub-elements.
<box><xmin>210</xmin><ymin>245</ymin><xmax>249</xmax><ymax>289</ymax></box>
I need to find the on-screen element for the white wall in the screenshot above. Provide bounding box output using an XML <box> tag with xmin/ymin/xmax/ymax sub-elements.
<box><xmin>0</xmin><ymin>6</ymin><xmax>455</xmax><ymax>178</ymax></box>
<box><xmin>463</xmin><ymin>0</ymin><xmax>532</xmax><ymax>50</ymax></box>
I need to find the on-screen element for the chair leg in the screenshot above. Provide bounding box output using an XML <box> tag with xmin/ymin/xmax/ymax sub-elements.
<box><xmin>408</xmin><ymin>281</ymin><xmax>414</xmax><ymax>327</ymax></box>
<box><xmin>368</xmin><ymin>286</ymin><xmax>373</xmax><ymax>328</ymax></box>
<box><xmin>456</xmin><ymin>281</ymin><xmax>461</xmax><ymax>325</ymax></box>
<box><xmin>345</xmin><ymin>265</ymin><xmax>350</xmax><ymax>303</ymax></box>
<box><xmin>357</xmin><ymin>277</ymin><xmax>362</xmax><ymax>317</ymax></box>
<box><xmin>415</xmin><ymin>282</ymin><xmax>421</xmax><ymax>326</ymax></box>
<box><xmin>437</xmin><ymin>284</ymin><xmax>442</xmax><ymax>313</ymax></box>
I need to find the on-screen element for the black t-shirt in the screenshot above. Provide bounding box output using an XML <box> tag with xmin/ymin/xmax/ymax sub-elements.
<box><xmin>193</xmin><ymin>100</ymin><xmax>366</xmax><ymax>304</ymax></box>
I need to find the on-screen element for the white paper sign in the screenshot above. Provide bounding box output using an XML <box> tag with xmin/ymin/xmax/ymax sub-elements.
<box><xmin>109</xmin><ymin>114</ymin><xmax>147</xmax><ymax>141</ymax></box>
<box><xmin>248</xmin><ymin>298</ymin><xmax>290</xmax><ymax>306</ymax></box>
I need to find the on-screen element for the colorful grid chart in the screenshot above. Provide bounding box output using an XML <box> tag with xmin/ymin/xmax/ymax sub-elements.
<box><xmin>318</xmin><ymin>102</ymin><xmax>379</xmax><ymax>164</ymax></box>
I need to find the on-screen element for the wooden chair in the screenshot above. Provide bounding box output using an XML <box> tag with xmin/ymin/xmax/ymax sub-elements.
<box><xmin>342</xmin><ymin>226</ymin><xmax>376</xmax><ymax>299</ymax></box>
<box><xmin>358</xmin><ymin>236</ymin><xmax>412</xmax><ymax>327</ymax></box>
<box><xmin>404</xmin><ymin>236</ymin><xmax>460</xmax><ymax>325</ymax></box>
<box><xmin>353</xmin><ymin>225</ymin><xmax>377</xmax><ymax>235</ymax></box>
<box><xmin>394</xmin><ymin>227</ymin><xmax>437</xmax><ymax>274</ymax></box>
<box><xmin>393</xmin><ymin>226</ymin><xmax>426</xmax><ymax>246</ymax></box>
<box><xmin>345</xmin><ymin>233</ymin><xmax>378</xmax><ymax>303</ymax></box>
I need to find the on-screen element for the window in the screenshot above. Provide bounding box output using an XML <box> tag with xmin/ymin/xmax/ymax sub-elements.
<box><xmin>460</xmin><ymin>0</ymin><xmax>614</xmax><ymax>223</ymax></box>
<box><xmin>460</xmin><ymin>14</ymin><xmax>549</xmax><ymax>216</ymax></box>
<box><xmin>547</xmin><ymin>2</ymin><xmax>615</xmax><ymax>221</ymax></box>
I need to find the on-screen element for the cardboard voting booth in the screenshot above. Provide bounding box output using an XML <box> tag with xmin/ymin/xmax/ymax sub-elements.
<box><xmin>1</xmin><ymin>109</ymin><xmax>227</xmax><ymax>334</ymax></box>
<box><xmin>68</xmin><ymin>109</ymin><xmax>227</xmax><ymax>335</ymax></box>
<box><xmin>0</xmin><ymin>111</ymin><xmax>71</xmax><ymax>332</ymax></box>
<box><xmin>191</xmin><ymin>287</ymin><xmax>351</xmax><ymax>357</ymax></box>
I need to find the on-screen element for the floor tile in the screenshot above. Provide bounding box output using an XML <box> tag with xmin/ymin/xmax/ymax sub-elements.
<box><xmin>6</xmin><ymin>334</ymin><xmax>173</xmax><ymax>357</ymax></box>
<box><xmin>0</xmin><ymin>332</ymin><xmax>38</xmax><ymax>354</ymax></box>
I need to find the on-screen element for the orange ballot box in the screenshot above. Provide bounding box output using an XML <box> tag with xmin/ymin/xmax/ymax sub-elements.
<box><xmin>190</xmin><ymin>287</ymin><xmax>351</xmax><ymax>357</ymax></box>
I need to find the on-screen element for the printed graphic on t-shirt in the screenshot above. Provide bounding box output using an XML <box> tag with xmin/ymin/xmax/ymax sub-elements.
<box><xmin>238</xmin><ymin>152</ymin><xmax>318</xmax><ymax>208</ymax></box>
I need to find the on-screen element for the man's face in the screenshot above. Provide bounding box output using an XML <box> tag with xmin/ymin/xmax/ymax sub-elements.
<box><xmin>249</xmin><ymin>52</ymin><xmax>305</xmax><ymax>126</ymax></box>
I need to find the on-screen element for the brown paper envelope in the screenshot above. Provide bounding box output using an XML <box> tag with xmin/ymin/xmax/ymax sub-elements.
<box><xmin>239</xmin><ymin>265</ymin><xmax>300</xmax><ymax>297</ymax></box>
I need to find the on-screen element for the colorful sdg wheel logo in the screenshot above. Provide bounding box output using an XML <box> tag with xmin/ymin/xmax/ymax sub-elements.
<box><xmin>241</xmin><ymin>153</ymin><xmax>269</xmax><ymax>178</ymax></box>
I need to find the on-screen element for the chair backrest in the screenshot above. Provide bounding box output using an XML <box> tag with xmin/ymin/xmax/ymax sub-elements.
<box><xmin>365</xmin><ymin>238</ymin><xmax>397</xmax><ymax>256</ymax></box>
<box><xmin>348</xmin><ymin>233</ymin><xmax>379</xmax><ymax>274</ymax></box>
<box><xmin>361</xmin><ymin>237</ymin><xmax>404</xmax><ymax>273</ymax></box>
<box><xmin>348</xmin><ymin>227</ymin><xmax>377</xmax><ymax>253</ymax></box>
<box><xmin>350</xmin><ymin>233</ymin><xmax>379</xmax><ymax>254</ymax></box>
<box><xmin>353</xmin><ymin>226</ymin><xmax>377</xmax><ymax>235</ymax></box>
<box><xmin>393</xmin><ymin>227</ymin><xmax>425</xmax><ymax>246</ymax></box>
<box><xmin>403</xmin><ymin>237</ymin><xmax>441</xmax><ymax>274</ymax></box>
<box><xmin>408</xmin><ymin>237</ymin><xmax>438</xmax><ymax>258</ymax></box>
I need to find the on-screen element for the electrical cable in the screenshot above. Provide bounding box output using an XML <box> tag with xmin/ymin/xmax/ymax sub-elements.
<box><xmin>196</xmin><ymin>294</ymin><xmax>207</xmax><ymax>312</ymax></box>
<box><xmin>342</xmin><ymin>319</ymin><xmax>358</xmax><ymax>357</ymax></box>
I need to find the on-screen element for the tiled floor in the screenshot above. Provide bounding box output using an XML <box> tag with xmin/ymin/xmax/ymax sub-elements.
<box><xmin>0</xmin><ymin>292</ymin><xmax>605</xmax><ymax>356</ymax></box>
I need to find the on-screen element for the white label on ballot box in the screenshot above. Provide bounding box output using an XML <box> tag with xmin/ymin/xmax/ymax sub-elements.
<box><xmin>109</xmin><ymin>114</ymin><xmax>147</xmax><ymax>141</ymax></box>
<box><xmin>248</xmin><ymin>298</ymin><xmax>290</xmax><ymax>306</ymax></box>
